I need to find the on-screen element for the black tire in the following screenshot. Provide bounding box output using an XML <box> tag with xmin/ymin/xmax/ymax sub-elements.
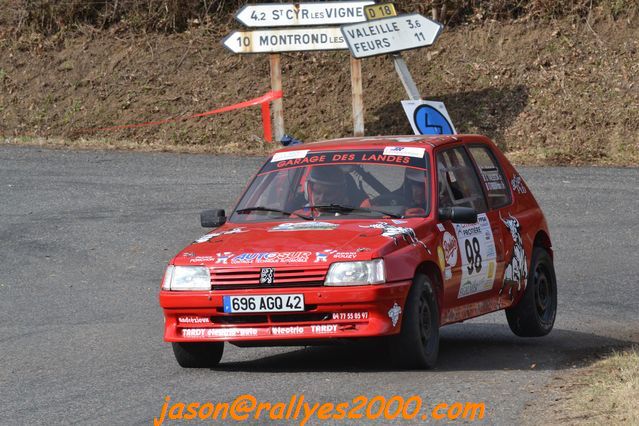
<box><xmin>390</xmin><ymin>274</ymin><xmax>440</xmax><ymax>369</ymax></box>
<box><xmin>172</xmin><ymin>342</ymin><xmax>224</xmax><ymax>368</ymax></box>
<box><xmin>506</xmin><ymin>247</ymin><xmax>557</xmax><ymax>337</ymax></box>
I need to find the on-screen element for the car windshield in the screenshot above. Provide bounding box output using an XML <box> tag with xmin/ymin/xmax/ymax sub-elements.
<box><xmin>230</xmin><ymin>149</ymin><xmax>430</xmax><ymax>223</ymax></box>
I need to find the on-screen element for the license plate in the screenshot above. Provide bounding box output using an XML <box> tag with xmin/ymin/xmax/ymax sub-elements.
<box><xmin>223</xmin><ymin>294</ymin><xmax>304</xmax><ymax>313</ymax></box>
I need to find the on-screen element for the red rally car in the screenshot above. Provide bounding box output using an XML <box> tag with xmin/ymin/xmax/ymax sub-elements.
<box><xmin>159</xmin><ymin>135</ymin><xmax>557</xmax><ymax>369</ymax></box>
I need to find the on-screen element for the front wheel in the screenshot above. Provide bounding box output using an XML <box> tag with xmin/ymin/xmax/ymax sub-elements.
<box><xmin>506</xmin><ymin>247</ymin><xmax>557</xmax><ymax>337</ymax></box>
<box><xmin>172</xmin><ymin>342</ymin><xmax>224</xmax><ymax>368</ymax></box>
<box><xmin>390</xmin><ymin>275</ymin><xmax>440</xmax><ymax>369</ymax></box>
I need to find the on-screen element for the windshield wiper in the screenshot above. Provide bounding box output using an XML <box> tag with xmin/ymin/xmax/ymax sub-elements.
<box><xmin>306</xmin><ymin>204</ymin><xmax>402</xmax><ymax>219</ymax></box>
<box><xmin>235</xmin><ymin>206</ymin><xmax>312</xmax><ymax>220</ymax></box>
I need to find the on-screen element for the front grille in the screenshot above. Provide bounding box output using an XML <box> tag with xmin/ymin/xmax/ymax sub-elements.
<box><xmin>211</xmin><ymin>312</ymin><xmax>330</xmax><ymax>325</ymax></box>
<box><xmin>210</xmin><ymin>265</ymin><xmax>328</xmax><ymax>289</ymax></box>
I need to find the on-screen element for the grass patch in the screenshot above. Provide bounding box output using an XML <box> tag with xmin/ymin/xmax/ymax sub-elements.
<box><xmin>536</xmin><ymin>346</ymin><xmax>639</xmax><ymax>425</ymax></box>
<box><xmin>553</xmin><ymin>346</ymin><xmax>639</xmax><ymax>425</ymax></box>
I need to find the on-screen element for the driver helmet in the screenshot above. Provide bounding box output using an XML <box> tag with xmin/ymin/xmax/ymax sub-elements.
<box><xmin>305</xmin><ymin>166</ymin><xmax>346</xmax><ymax>203</ymax></box>
<box><xmin>404</xmin><ymin>168</ymin><xmax>426</xmax><ymax>207</ymax></box>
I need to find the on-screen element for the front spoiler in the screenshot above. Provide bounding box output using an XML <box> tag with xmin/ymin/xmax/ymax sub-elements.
<box><xmin>159</xmin><ymin>281</ymin><xmax>411</xmax><ymax>343</ymax></box>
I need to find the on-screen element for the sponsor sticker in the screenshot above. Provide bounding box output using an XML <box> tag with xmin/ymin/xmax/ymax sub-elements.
<box><xmin>271</xmin><ymin>326</ymin><xmax>304</xmax><ymax>335</ymax></box>
<box><xmin>182</xmin><ymin>328</ymin><xmax>259</xmax><ymax>338</ymax></box>
<box><xmin>486</xmin><ymin>181</ymin><xmax>506</xmax><ymax>191</ymax></box>
<box><xmin>500</xmin><ymin>214</ymin><xmax>528</xmax><ymax>298</ymax></box>
<box><xmin>314</xmin><ymin>252</ymin><xmax>329</xmax><ymax>262</ymax></box>
<box><xmin>310</xmin><ymin>324</ymin><xmax>338</xmax><ymax>334</ymax></box>
<box><xmin>188</xmin><ymin>256</ymin><xmax>216</xmax><ymax>263</ymax></box>
<box><xmin>437</xmin><ymin>245</ymin><xmax>446</xmax><ymax>271</ymax></box>
<box><xmin>382</xmin><ymin>146</ymin><xmax>425</xmax><ymax>158</ymax></box>
<box><xmin>195</xmin><ymin>227</ymin><xmax>246</xmax><ymax>243</ymax></box>
<box><xmin>231</xmin><ymin>251</ymin><xmax>311</xmax><ymax>264</ymax></box>
<box><xmin>388</xmin><ymin>302</ymin><xmax>402</xmax><ymax>327</ymax></box>
<box><xmin>453</xmin><ymin>213</ymin><xmax>497</xmax><ymax>298</ymax></box>
<box><xmin>331</xmin><ymin>251</ymin><xmax>358</xmax><ymax>259</ymax></box>
<box><xmin>178</xmin><ymin>316</ymin><xmax>210</xmax><ymax>324</ymax></box>
<box><xmin>270</xmin><ymin>222</ymin><xmax>338</xmax><ymax>231</ymax></box>
<box><xmin>360</xmin><ymin>222</ymin><xmax>427</xmax><ymax>249</ymax></box>
<box><xmin>271</xmin><ymin>150</ymin><xmax>309</xmax><ymax>162</ymax></box>
<box><xmin>214</xmin><ymin>252</ymin><xmax>234</xmax><ymax>264</ymax></box>
<box><xmin>511</xmin><ymin>175</ymin><xmax>527</xmax><ymax>194</ymax></box>
<box><xmin>442</xmin><ymin>232</ymin><xmax>458</xmax><ymax>267</ymax></box>
<box><xmin>332</xmin><ymin>312</ymin><xmax>369</xmax><ymax>320</ymax></box>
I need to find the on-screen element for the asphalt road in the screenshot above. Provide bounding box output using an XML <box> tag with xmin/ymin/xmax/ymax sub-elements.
<box><xmin>1</xmin><ymin>145</ymin><xmax>638</xmax><ymax>425</ymax></box>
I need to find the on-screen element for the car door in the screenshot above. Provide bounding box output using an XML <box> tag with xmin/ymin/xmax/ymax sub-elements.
<box><xmin>435</xmin><ymin>146</ymin><xmax>504</xmax><ymax>317</ymax></box>
<box><xmin>466</xmin><ymin>144</ymin><xmax>517</xmax><ymax>305</ymax></box>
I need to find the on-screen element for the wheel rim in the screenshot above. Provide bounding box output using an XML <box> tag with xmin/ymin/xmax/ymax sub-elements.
<box><xmin>418</xmin><ymin>290</ymin><xmax>432</xmax><ymax>346</ymax></box>
<box><xmin>534</xmin><ymin>264</ymin><xmax>554</xmax><ymax>322</ymax></box>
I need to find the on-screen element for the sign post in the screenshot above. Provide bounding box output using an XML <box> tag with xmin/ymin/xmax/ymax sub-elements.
<box><xmin>269</xmin><ymin>54</ymin><xmax>285</xmax><ymax>142</ymax></box>
<box><xmin>392</xmin><ymin>53</ymin><xmax>421</xmax><ymax>100</ymax></box>
<box><xmin>350</xmin><ymin>57</ymin><xmax>364</xmax><ymax>137</ymax></box>
<box><xmin>225</xmin><ymin>1</ymin><xmax>374</xmax><ymax>141</ymax></box>
<box><xmin>363</xmin><ymin>4</ymin><xmax>421</xmax><ymax>101</ymax></box>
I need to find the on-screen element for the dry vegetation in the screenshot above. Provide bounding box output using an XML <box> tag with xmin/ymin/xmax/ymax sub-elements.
<box><xmin>524</xmin><ymin>346</ymin><xmax>639</xmax><ymax>425</ymax></box>
<box><xmin>0</xmin><ymin>1</ymin><xmax>637</xmax><ymax>164</ymax></box>
<box><xmin>3</xmin><ymin>1</ymin><xmax>635</xmax><ymax>35</ymax></box>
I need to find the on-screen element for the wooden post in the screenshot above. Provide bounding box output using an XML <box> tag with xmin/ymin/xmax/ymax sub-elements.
<box><xmin>350</xmin><ymin>57</ymin><xmax>364</xmax><ymax>137</ymax></box>
<box><xmin>269</xmin><ymin>53</ymin><xmax>284</xmax><ymax>142</ymax></box>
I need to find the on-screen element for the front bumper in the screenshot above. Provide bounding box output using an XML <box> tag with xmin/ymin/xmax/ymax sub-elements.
<box><xmin>159</xmin><ymin>281</ymin><xmax>411</xmax><ymax>343</ymax></box>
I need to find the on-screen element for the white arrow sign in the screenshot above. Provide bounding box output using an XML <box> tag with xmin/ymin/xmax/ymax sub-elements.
<box><xmin>222</xmin><ymin>27</ymin><xmax>347</xmax><ymax>54</ymax></box>
<box><xmin>235</xmin><ymin>1</ymin><xmax>375</xmax><ymax>27</ymax></box>
<box><xmin>341</xmin><ymin>13</ymin><xmax>443</xmax><ymax>58</ymax></box>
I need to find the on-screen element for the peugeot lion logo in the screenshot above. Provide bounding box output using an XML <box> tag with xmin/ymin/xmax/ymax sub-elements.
<box><xmin>260</xmin><ymin>268</ymin><xmax>274</xmax><ymax>285</ymax></box>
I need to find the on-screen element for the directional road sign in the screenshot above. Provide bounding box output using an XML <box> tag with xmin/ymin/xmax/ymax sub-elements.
<box><xmin>222</xmin><ymin>27</ymin><xmax>347</xmax><ymax>54</ymax></box>
<box><xmin>235</xmin><ymin>1</ymin><xmax>374</xmax><ymax>28</ymax></box>
<box><xmin>341</xmin><ymin>13</ymin><xmax>443</xmax><ymax>58</ymax></box>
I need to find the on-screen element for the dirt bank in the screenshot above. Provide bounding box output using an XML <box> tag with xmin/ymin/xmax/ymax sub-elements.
<box><xmin>1</xmin><ymin>13</ymin><xmax>637</xmax><ymax>164</ymax></box>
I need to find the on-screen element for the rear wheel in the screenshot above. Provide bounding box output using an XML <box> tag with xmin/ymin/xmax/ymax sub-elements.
<box><xmin>172</xmin><ymin>342</ymin><xmax>224</xmax><ymax>368</ymax></box>
<box><xmin>390</xmin><ymin>275</ymin><xmax>439</xmax><ymax>369</ymax></box>
<box><xmin>506</xmin><ymin>247</ymin><xmax>557</xmax><ymax>337</ymax></box>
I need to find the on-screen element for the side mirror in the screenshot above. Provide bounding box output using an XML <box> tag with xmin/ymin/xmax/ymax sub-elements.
<box><xmin>201</xmin><ymin>209</ymin><xmax>226</xmax><ymax>228</ymax></box>
<box><xmin>438</xmin><ymin>207</ymin><xmax>477</xmax><ymax>224</ymax></box>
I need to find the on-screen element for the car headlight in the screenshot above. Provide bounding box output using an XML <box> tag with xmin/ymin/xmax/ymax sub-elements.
<box><xmin>324</xmin><ymin>259</ymin><xmax>385</xmax><ymax>286</ymax></box>
<box><xmin>161</xmin><ymin>265</ymin><xmax>211</xmax><ymax>291</ymax></box>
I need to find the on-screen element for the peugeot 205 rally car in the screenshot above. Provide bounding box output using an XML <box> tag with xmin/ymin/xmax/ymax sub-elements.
<box><xmin>159</xmin><ymin>135</ymin><xmax>557</xmax><ymax>369</ymax></box>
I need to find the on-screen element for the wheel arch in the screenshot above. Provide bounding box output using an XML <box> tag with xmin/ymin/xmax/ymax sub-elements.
<box><xmin>415</xmin><ymin>261</ymin><xmax>444</xmax><ymax>318</ymax></box>
<box><xmin>533</xmin><ymin>230</ymin><xmax>553</xmax><ymax>259</ymax></box>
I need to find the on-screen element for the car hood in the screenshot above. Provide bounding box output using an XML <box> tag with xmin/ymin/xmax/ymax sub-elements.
<box><xmin>173</xmin><ymin>219</ymin><xmax>425</xmax><ymax>267</ymax></box>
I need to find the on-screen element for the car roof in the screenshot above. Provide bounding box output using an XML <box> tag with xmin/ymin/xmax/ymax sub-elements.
<box><xmin>272</xmin><ymin>134</ymin><xmax>492</xmax><ymax>154</ymax></box>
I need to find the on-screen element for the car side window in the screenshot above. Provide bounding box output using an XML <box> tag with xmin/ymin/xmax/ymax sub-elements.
<box><xmin>436</xmin><ymin>147</ymin><xmax>487</xmax><ymax>213</ymax></box>
<box><xmin>468</xmin><ymin>145</ymin><xmax>512</xmax><ymax>209</ymax></box>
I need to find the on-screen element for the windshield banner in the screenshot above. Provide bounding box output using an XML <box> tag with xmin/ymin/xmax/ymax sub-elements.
<box><xmin>260</xmin><ymin>149</ymin><xmax>428</xmax><ymax>173</ymax></box>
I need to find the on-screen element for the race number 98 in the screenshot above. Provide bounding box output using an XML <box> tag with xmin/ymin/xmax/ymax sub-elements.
<box><xmin>465</xmin><ymin>237</ymin><xmax>482</xmax><ymax>274</ymax></box>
